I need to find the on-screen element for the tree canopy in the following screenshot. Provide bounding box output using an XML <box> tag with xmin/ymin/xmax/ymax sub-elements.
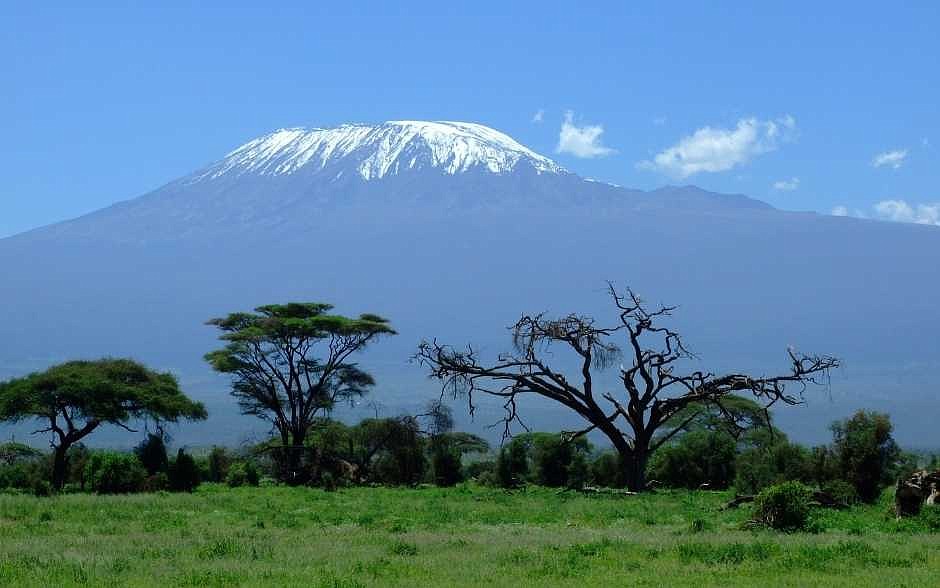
<box><xmin>0</xmin><ymin>358</ymin><xmax>206</xmax><ymax>489</ymax></box>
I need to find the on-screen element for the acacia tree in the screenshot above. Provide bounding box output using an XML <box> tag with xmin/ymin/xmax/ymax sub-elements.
<box><xmin>417</xmin><ymin>285</ymin><xmax>838</xmax><ymax>491</ymax></box>
<box><xmin>205</xmin><ymin>303</ymin><xmax>395</xmax><ymax>483</ymax></box>
<box><xmin>0</xmin><ymin>358</ymin><xmax>207</xmax><ymax>490</ymax></box>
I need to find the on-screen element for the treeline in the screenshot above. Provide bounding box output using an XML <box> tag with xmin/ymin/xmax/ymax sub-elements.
<box><xmin>0</xmin><ymin>408</ymin><xmax>488</xmax><ymax>495</ymax></box>
<box><xmin>0</xmin><ymin>401</ymin><xmax>926</xmax><ymax>513</ymax></box>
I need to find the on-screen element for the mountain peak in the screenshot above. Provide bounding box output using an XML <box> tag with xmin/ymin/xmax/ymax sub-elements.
<box><xmin>193</xmin><ymin>120</ymin><xmax>566</xmax><ymax>182</ymax></box>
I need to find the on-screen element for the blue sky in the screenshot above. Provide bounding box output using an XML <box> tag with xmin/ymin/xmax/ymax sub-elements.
<box><xmin>2</xmin><ymin>2</ymin><xmax>938</xmax><ymax>237</ymax></box>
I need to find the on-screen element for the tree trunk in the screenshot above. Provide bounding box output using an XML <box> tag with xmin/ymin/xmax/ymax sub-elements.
<box><xmin>276</xmin><ymin>429</ymin><xmax>295</xmax><ymax>484</ymax></box>
<box><xmin>285</xmin><ymin>430</ymin><xmax>308</xmax><ymax>485</ymax></box>
<box><xmin>51</xmin><ymin>444</ymin><xmax>70</xmax><ymax>491</ymax></box>
<box><xmin>622</xmin><ymin>445</ymin><xmax>650</xmax><ymax>492</ymax></box>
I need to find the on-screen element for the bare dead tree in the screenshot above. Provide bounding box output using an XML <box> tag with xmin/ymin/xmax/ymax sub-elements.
<box><xmin>415</xmin><ymin>284</ymin><xmax>839</xmax><ymax>491</ymax></box>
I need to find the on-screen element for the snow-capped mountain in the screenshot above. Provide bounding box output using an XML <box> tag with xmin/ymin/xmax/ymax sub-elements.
<box><xmin>192</xmin><ymin>121</ymin><xmax>566</xmax><ymax>182</ymax></box>
<box><xmin>22</xmin><ymin>121</ymin><xmax>766</xmax><ymax>242</ymax></box>
<box><xmin>2</xmin><ymin>120</ymin><xmax>939</xmax><ymax>448</ymax></box>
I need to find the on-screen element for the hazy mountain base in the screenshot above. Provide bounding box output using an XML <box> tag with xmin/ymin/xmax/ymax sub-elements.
<box><xmin>2</xmin><ymin>179</ymin><xmax>938</xmax><ymax>448</ymax></box>
<box><xmin>0</xmin><ymin>485</ymin><xmax>938</xmax><ymax>587</ymax></box>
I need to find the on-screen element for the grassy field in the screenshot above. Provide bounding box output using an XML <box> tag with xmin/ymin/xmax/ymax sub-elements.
<box><xmin>0</xmin><ymin>484</ymin><xmax>938</xmax><ymax>587</ymax></box>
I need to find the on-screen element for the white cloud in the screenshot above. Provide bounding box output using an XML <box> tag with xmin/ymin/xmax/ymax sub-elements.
<box><xmin>872</xmin><ymin>149</ymin><xmax>908</xmax><ymax>169</ymax></box>
<box><xmin>831</xmin><ymin>206</ymin><xmax>849</xmax><ymax>217</ymax></box>
<box><xmin>556</xmin><ymin>111</ymin><xmax>615</xmax><ymax>158</ymax></box>
<box><xmin>639</xmin><ymin>115</ymin><xmax>796</xmax><ymax>178</ymax></box>
<box><xmin>773</xmin><ymin>177</ymin><xmax>800</xmax><ymax>191</ymax></box>
<box><xmin>531</xmin><ymin>109</ymin><xmax>545</xmax><ymax>124</ymax></box>
<box><xmin>874</xmin><ymin>199</ymin><xmax>940</xmax><ymax>225</ymax></box>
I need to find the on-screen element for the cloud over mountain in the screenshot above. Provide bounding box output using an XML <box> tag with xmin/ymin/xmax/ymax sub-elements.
<box><xmin>640</xmin><ymin>116</ymin><xmax>796</xmax><ymax>178</ymax></box>
<box><xmin>556</xmin><ymin>111</ymin><xmax>615</xmax><ymax>158</ymax></box>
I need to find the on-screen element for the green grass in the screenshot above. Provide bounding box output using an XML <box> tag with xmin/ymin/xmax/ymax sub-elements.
<box><xmin>0</xmin><ymin>484</ymin><xmax>938</xmax><ymax>586</ymax></box>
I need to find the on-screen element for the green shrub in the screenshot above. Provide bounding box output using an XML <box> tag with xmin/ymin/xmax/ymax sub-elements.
<box><xmin>32</xmin><ymin>479</ymin><xmax>52</xmax><ymax>497</ymax></box>
<box><xmin>144</xmin><ymin>472</ymin><xmax>169</xmax><ymax>492</ymax></box>
<box><xmin>0</xmin><ymin>460</ymin><xmax>48</xmax><ymax>491</ymax></box>
<box><xmin>134</xmin><ymin>434</ymin><xmax>168</xmax><ymax>475</ymax></box>
<box><xmin>532</xmin><ymin>435</ymin><xmax>575</xmax><ymax>487</ymax></box>
<box><xmin>244</xmin><ymin>461</ymin><xmax>260</xmax><ymax>486</ymax></box>
<box><xmin>430</xmin><ymin>445</ymin><xmax>463</xmax><ymax>487</ymax></box>
<box><xmin>207</xmin><ymin>446</ymin><xmax>231</xmax><ymax>483</ymax></box>
<box><xmin>829</xmin><ymin>411</ymin><xmax>901</xmax><ymax>503</ymax></box>
<box><xmin>225</xmin><ymin>462</ymin><xmax>260</xmax><ymax>487</ymax></box>
<box><xmin>916</xmin><ymin>507</ymin><xmax>940</xmax><ymax>531</ymax></box>
<box><xmin>566</xmin><ymin>452</ymin><xmax>590</xmax><ymax>490</ymax></box>
<box><xmin>753</xmin><ymin>481</ymin><xmax>813</xmax><ymax>531</ymax></box>
<box><xmin>649</xmin><ymin>430</ymin><xmax>736</xmax><ymax>490</ymax></box>
<box><xmin>463</xmin><ymin>460</ymin><xmax>495</xmax><ymax>481</ymax></box>
<box><xmin>476</xmin><ymin>470</ymin><xmax>499</xmax><ymax>487</ymax></box>
<box><xmin>167</xmin><ymin>449</ymin><xmax>200</xmax><ymax>492</ymax></box>
<box><xmin>496</xmin><ymin>438</ymin><xmax>528</xmax><ymax>488</ymax></box>
<box><xmin>225</xmin><ymin>463</ymin><xmax>247</xmax><ymax>487</ymax></box>
<box><xmin>320</xmin><ymin>471</ymin><xmax>337</xmax><ymax>492</ymax></box>
<box><xmin>734</xmin><ymin>440</ymin><xmax>812</xmax><ymax>495</ymax></box>
<box><xmin>821</xmin><ymin>479</ymin><xmax>858</xmax><ymax>507</ymax></box>
<box><xmin>84</xmin><ymin>452</ymin><xmax>147</xmax><ymax>494</ymax></box>
<box><xmin>527</xmin><ymin>433</ymin><xmax>592</xmax><ymax>488</ymax></box>
<box><xmin>67</xmin><ymin>444</ymin><xmax>91</xmax><ymax>489</ymax></box>
<box><xmin>590</xmin><ymin>452</ymin><xmax>623</xmax><ymax>488</ymax></box>
<box><xmin>362</xmin><ymin>418</ymin><xmax>427</xmax><ymax>486</ymax></box>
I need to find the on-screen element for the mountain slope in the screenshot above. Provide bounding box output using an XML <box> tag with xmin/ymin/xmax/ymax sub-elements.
<box><xmin>1</xmin><ymin>121</ymin><xmax>937</xmax><ymax>447</ymax></box>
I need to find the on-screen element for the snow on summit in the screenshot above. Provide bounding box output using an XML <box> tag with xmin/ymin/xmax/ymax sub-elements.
<box><xmin>196</xmin><ymin>121</ymin><xmax>565</xmax><ymax>181</ymax></box>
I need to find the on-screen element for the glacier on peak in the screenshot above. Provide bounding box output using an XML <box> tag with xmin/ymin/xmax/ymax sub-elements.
<box><xmin>194</xmin><ymin>121</ymin><xmax>567</xmax><ymax>182</ymax></box>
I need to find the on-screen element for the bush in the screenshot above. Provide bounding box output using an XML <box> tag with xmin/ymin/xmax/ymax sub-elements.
<box><xmin>492</xmin><ymin>433</ymin><xmax>591</xmax><ymax>489</ymax></box>
<box><xmin>225</xmin><ymin>463</ymin><xmax>248</xmax><ymax>487</ymax></box>
<box><xmin>320</xmin><ymin>471</ymin><xmax>337</xmax><ymax>492</ymax></box>
<box><xmin>67</xmin><ymin>444</ymin><xmax>91</xmax><ymax>489</ymax></box>
<box><xmin>244</xmin><ymin>461</ymin><xmax>260</xmax><ymax>486</ymax></box>
<box><xmin>476</xmin><ymin>470</ymin><xmax>499</xmax><ymax>487</ymax></box>
<box><xmin>829</xmin><ymin>411</ymin><xmax>901</xmax><ymax>503</ymax></box>
<box><xmin>354</xmin><ymin>418</ymin><xmax>427</xmax><ymax>486</ymax></box>
<box><xmin>84</xmin><ymin>452</ymin><xmax>147</xmax><ymax>494</ymax></box>
<box><xmin>167</xmin><ymin>449</ymin><xmax>200</xmax><ymax>492</ymax></box>
<box><xmin>532</xmin><ymin>435</ymin><xmax>574</xmax><ymax>487</ymax></box>
<box><xmin>463</xmin><ymin>460</ymin><xmax>495</xmax><ymax>481</ymax></box>
<box><xmin>32</xmin><ymin>479</ymin><xmax>52</xmax><ymax>497</ymax></box>
<box><xmin>590</xmin><ymin>452</ymin><xmax>623</xmax><ymax>488</ymax></box>
<box><xmin>734</xmin><ymin>440</ymin><xmax>812</xmax><ymax>495</ymax></box>
<box><xmin>134</xmin><ymin>434</ymin><xmax>168</xmax><ymax>475</ymax></box>
<box><xmin>430</xmin><ymin>441</ymin><xmax>463</xmax><ymax>487</ymax></box>
<box><xmin>496</xmin><ymin>438</ymin><xmax>528</xmax><ymax>488</ymax></box>
<box><xmin>144</xmin><ymin>472</ymin><xmax>169</xmax><ymax>492</ymax></box>
<box><xmin>225</xmin><ymin>461</ymin><xmax>260</xmax><ymax>487</ymax></box>
<box><xmin>207</xmin><ymin>446</ymin><xmax>231</xmax><ymax>483</ymax></box>
<box><xmin>752</xmin><ymin>481</ymin><xmax>813</xmax><ymax>531</ymax></box>
<box><xmin>0</xmin><ymin>460</ymin><xmax>48</xmax><ymax>492</ymax></box>
<box><xmin>821</xmin><ymin>479</ymin><xmax>858</xmax><ymax>507</ymax></box>
<box><xmin>649</xmin><ymin>430</ymin><xmax>737</xmax><ymax>490</ymax></box>
<box><xmin>566</xmin><ymin>452</ymin><xmax>590</xmax><ymax>490</ymax></box>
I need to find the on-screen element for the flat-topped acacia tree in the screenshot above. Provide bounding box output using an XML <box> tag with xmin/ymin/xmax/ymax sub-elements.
<box><xmin>205</xmin><ymin>303</ymin><xmax>396</xmax><ymax>484</ymax></box>
<box><xmin>0</xmin><ymin>358</ymin><xmax>207</xmax><ymax>490</ymax></box>
<box><xmin>417</xmin><ymin>285</ymin><xmax>839</xmax><ymax>492</ymax></box>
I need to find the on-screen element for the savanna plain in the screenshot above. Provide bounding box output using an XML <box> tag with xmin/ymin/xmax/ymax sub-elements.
<box><xmin>1</xmin><ymin>484</ymin><xmax>938</xmax><ymax>587</ymax></box>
